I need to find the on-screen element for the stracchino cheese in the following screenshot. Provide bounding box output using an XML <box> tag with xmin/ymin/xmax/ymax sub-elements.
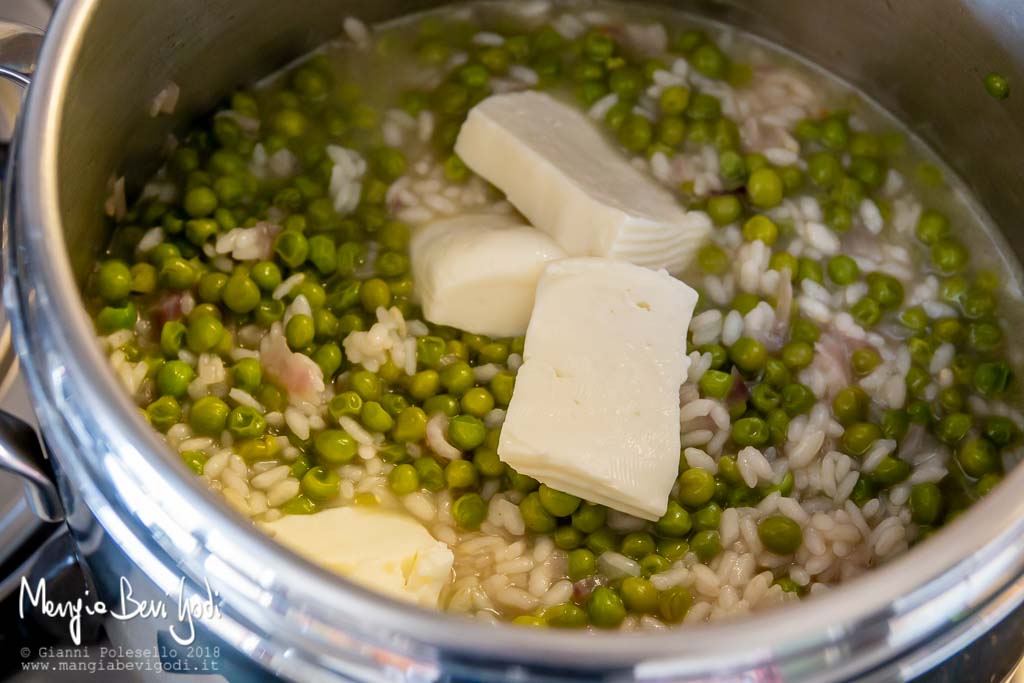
<box><xmin>497</xmin><ymin>258</ymin><xmax>699</xmax><ymax>521</ymax></box>
<box><xmin>410</xmin><ymin>213</ymin><xmax>565</xmax><ymax>337</ymax></box>
<box><xmin>263</xmin><ymin>506</ymin><xmax>453</xmax><ymax>607</ymax></box>
<box><xmin>454</xmin><ymin>91</ymin><xmax>711</xmax><ymax>274</ymax></box>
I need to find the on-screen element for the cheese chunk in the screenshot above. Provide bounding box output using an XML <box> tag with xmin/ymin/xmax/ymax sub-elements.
<box><xmin>410</xmin><ymin>213</ymin><xmax>565</xmax><ymax>337</ymax></box>
<box><xmin>497</xmin><ymin>258</ymin><xmax>698</xmax><ymax>520</ymax></box>
<box><xmin>455</xmin><ymin>91</ymin><xmax>711</xmax><ymax>273</ymax></box>
<box><xmin>263</xmin><ymin>506</ymin><xmax>453</xmax><ymax>607</ymax></box>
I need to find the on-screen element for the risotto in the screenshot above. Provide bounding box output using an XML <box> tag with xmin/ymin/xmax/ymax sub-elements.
<box><xmin>88</xmin><ymin>1</ymin><xmax>1022</xmax><ymax>631</ymax></box>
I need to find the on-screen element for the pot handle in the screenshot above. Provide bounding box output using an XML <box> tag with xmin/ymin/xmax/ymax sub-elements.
<box><xmin>0</xmin><ymin>21</ymin><xmax>63</xmax><ymax>524</ymax></box>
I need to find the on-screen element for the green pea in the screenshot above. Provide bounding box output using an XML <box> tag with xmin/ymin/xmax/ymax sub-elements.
<box><xmin>381</xmin><ymin>463</ymin><xmax>417</xmax><ymax>496</ymax></box>
<box><xmin>157</xmin><ymin>257</ymin><xmax>194</xmax><ymax>291</ymax></box>
<box><xmin>314</xmin><ymin>429</ymin><xmax>358</xmax><ymax>465</ymax></box>
<box><xmin>931</xmin><ymin>238</ymin><xmax>969</xmax><ymax>274</ymax></box>
<box><xmin>96</xmin><ymin>260</ymin><xmax>132</xmax><ymax>302</ymax></box>
<box><xmin>157</xmin><ymin>360</ymin><xmax>195</xmax><ymax>398</ymax></box>
<box><xmin>535</xmin><ymin>485</ymin><xmax>580</xmax><ymax>518</ymax></box>
<box><xmin>186</xmin><ymin>315</ymin><xmax>224</xmax><ymax>353</ymax></box>
<box><xmin>974</xmin><ymin>360</ymin><xmax>1012</xmax><ymax>397</ymax></box>
<box><xmin>732</xmin><ymin>416</ymin><xmax>771</xmax><ymax>447</ymax></box>
<box><xmin>129</xmin><ymin>262</ymin><xmax>157</xmax><ymax>295</ymax></box>
<box><xmin>686</xmin><ymin>92</ymin><xmax>720</xmax><ymax>120</ymax></box>
<box><xmin>421</xmin><ymin>394</ymin><xmax>459</xmax><ymax>418</ymax></box>
<box><xmin>870</xmin><ymin>456</ymin><xmax>910</xmax><ymax>488</ymax></box>
<box><xmin>658</xmin><ymin>586</ymin><xmax>693</xmax><ymax>623</ymax></box>
<box><xmin>620</xmin><ymin>532</ymin><xmax>656</xmax><ymax>560</ymax></box>
<box><xmin>827</xmin><ymin>255</ymin><xmax>860</xmax><ymax>285</ymax></box>
<box><xmin>659</xmin><ymin>85</ymin><xmax>691</xmax><ymax>115</ymax></box>
<box><xmin>866</xmin><ymin>272</ymin><xmax>904</xmax><ymax>309</ymax></box>
<box><xmin>327</xmin><ymin>393</ymin><xmax>361</xmax><ymax>423</ymax></box>
<box><xmin>390</xmin><ymin>406</ymin><xmax>426</xmax><ymax>443</ymax></box>
<box><xmin>409</xmin><ymin>457</ymin><xmax>442</xmax><ymax>492</ymax></box>
<box><xmin>544</xmin><ymin>602</ymin><xmax>588</xmax><ymax>629</ymax></box>
<box><xmin>984</xmin><ymin>72</ymin><xmax>1010</xmax><ymax>99</ymax></box>
<box><xmin>227</xmin><ymin>359</ymin><xmax>261</xmax><ymax>395</ymax></box>
<box><xmin>460</xmin><ymin>387</ymin><xmax>495</xmax><ymax>418</ymax></box>
<box><xmin>189</xmin><ymin>396</ymin><xmax>229</xmax><ymax>435</ymax></box>
<box><xmin>571</xmin><ymin>502</ymin><xmax>607</xmax><ymax>534</ymax></box>
<box><xmin>706</xmin><ymin>195</ymin><xmax>742</xmax><ymax>226</ymax></box>
<box><xmin>486</xmin><ymin>372</ymin><xmax>515</xmax><ymax>409</ymax></box>
<box><xmin>447</xmin><ymin>414</ymin><xmax>486</xmax><ymax>450</ymax></box>
<box><xmin>442</xmin><ymin>459</ymin><xmax>477</xmax><ymax>490</ymax></box>
<box><xmin>184</xmin><ymin>186</ymin><xmax>218</xmax><ymax>217</ymax></box>
<box><xmin>697</xmin><ymin>369</ymin><xmax>734</xmax><ymax>399</ymax></box>
<box><xmin>273</xmin><ymin>231</ymin><xmax>308</xmax><ymax>269</ymax></box>
<box><xmin>690</xmin><ymin>529</ymin><xmax>722</xmax><ymax>562</ymax></box>
<box><xmin>781</xmin><ymin>383</ymin><xmax>815</xmax><ymax>415</ymax></box>
<box><xmin>934</xmin><ymin>412</ymin><xmax>972</xmax><ymax>445</ymax></box>
<box><xmin>741</xmin><ymin>214</ymin><xmax>779</xmax><ymax>245</ymax></box>
<box><xmin>282</xmin><ymin>314</ymin><xmax>313</xmax><ymax>351</ymax></box>
<box><xmin>851</xmin><ymin>348</ymin><xmax>881</xmax><ymax>377</ymax></box>
<box><xmin>842</xmin><ymin>422</ymin><xmax>882</xmax><ymax>456</ymax></box>
<box><xmin>797</xmin><ymin>258</ymin><xmax>824</xmax><ymax>285</ymax></box>
<box><xmin>832</xmin><ymin>386</ymin><xmax>868</xmax><ymax>426</ymax></box>
<box><xmin>908</xmin><ymin>483</ymin><xmax>942</xmax><ymax>525</ymax></box>
<box><xmin>807</xmin><ymin>152</ymin><xmax>842</xmax><ymax>188</ymax></box>
<box><xmin>568</xmin><ymin>548</ymin><xmax>597</xmax><ymax>580</ymax></box>
<box><xmin>850</xmin><ymin>296</ymin><xmax>881</xmax><ymax>328</ymax></box>
<box><xmin>781</xmin><ymin>341</ymin><xmax>814</xmax><ymax>370</ymax></box>
<box><xmin>677</xmin><ymin>468</ymin><xmax>716</xmax><ymax>507</ymax></box>
<box><xmin>451</xmin><ymin>492</ymin><xmax>486</xmax><ymax>530</ymax></box>
<box><xmin>618</xmin><ymin>114</ymin><xmax>653</xmax><ymax>153</ymax></box>
<box><xmin>957</xmin><ymin>436</ymin><xmax>999</xmax><ymax>478</ymax></box>
<box><xmin>985</xmin><ymin>416</ymin><xmax>1018</xmax><ymax>447</ymax></box>
<box><xmin>656</xmin><ymin>501</ymin><xmax>692</xmax><ymax>537</ymax></box>
<box><xmin>719</xmin><ymin>149</ymin><xmax>747</xmax><ymax>181</ymax></box>
<box><xmin>730</xmin><ymin>337</ymin><xmax>767</xmax><ymax>374</ymax></box>
<box><xmin>620</xmin><ymin>576</ymin><xmax>660</xmax><ymax>613</ymax></box>
<box><xmin>757</xmin><ymin>515</ymin><xmax>803</xmax><ymax>554</ymax></box>
<box><xmin>747</xmin><ymin>168</ymin><xmax>783</xmax><ymax>209</ymax></box>
<box><xmin>224</xmin><ymin>404</ymin><xmax>265</xmax><ymax>440</ymax></box>
<box><xmin>440</xmin><ymin>361</ymin><xmax>475</xmax><ymax>396</ymax></box>
<box><xmin>520</xmin><ymin>491</ymin><xmax>557</xmax><ymax>533</ymax></box>
<box><xmin>697</xmin><ymin>243</ymin><xmax>729</xmax><ymax>274</ymax></box>
<box><xmin>359</xmin><ymin>401</ymin><xmax>393</xmax><ymax>433</ymax></box>
<box><xmin>976</xmin><ymin>472</ymin><xmax>1003</xmax><ymax>497</ymax></box>
<box><xmin>761</xmin><ymin>359</ymin><xmax>789</xmax><ymax>389</ymax></box>
<box><xmin>750</xmin><ymin>383</ymin><xmax>781</xmax><ymax>414</ymax></box>
<box><xmin>587</xmin><ymin>587</ymin><xmax>626</xmax><ymax>629</ymax></box>
<box><xmin>609</xmin><ymin>66</ymin><xmax>644</xmax><ymax>99</ymax></box>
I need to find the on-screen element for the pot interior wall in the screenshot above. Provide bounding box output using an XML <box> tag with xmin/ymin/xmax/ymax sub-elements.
<box><xmin>56</xmin><ymin>0</ymin><xmax>1024</xmax><ymax>281</ymax></box>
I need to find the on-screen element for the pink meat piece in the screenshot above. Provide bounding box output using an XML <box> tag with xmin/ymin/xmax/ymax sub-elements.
<box><xmin>259</xmin><ymin>325</ymin><xmax>325</xmax><ymax>405</ymax></box>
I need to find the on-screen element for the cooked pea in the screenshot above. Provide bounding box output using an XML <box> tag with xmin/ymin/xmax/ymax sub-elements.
<box><xmin>732</xmin><ymin>416</ymin><xmax>770</xmax><ymax>447</ymax></box>
<box><xmin>747</xmin><ymin>168</ymin><xmax>783</xmax><ymax>209</ymax></box>
<box><xmin>935</xmin><ymin>412</ymin><xmax>972</xmax><ymax>445</ymax></box>
<box><xmin>587</xmin><ymin>587</ymin><xmax>626</xmax><ymax>629</ymax></box>
<box><xmin>360</xmin><ymin>401</ymin><xmax>394</xmax><ymax>433</ymax></box>
<box><xmin>452</xmin><ymin>492</ymin><xmax>487</xmax><ymax>530</ymax></box>
<box><xmin>832</xmin><ymin>386</ymin><xmax>868</xmax><ymax>425</ymax></box>
<box><xmin>850</xmin><ymin>296</ymin><xmax>882</xmax><ymax>328</ymax></box>
<box><xmin>659</xmin><ymin>85</ymin><xmax>691</xmax><ymax>114</ymax></box>
<box><xmin>568</xmin><ymin>547</ymin><xmax>597</xmax><ymax>581</ymax></box>
<box><xmin>781</xmin><ymin>341</ymin><xmax>814</xmax><ymax>370</ymax></box>
<box><xmin>460</xmin><ymin>387</ymin><xmax>495</xmax><ymax>418</ymax></box>
<box><xmin>677</xmin><ymin>467</ymin><xmax>716</xmax><ymax>507</ymax></box>
<box><xmin>690</xmin><ymin>529</ymin><xmax>722</xmax><ymax>562</ymax></box>
<box><xmin>537</xmin><ymin>485</ymin><xmax>581</xmax><ymax>518</ymax></box>
<box><xmin>314</xmin><ymin>429</ymin><xmax>358</xmax><ymax>465</ymax></box>
<box><xmin>186</xmin><ymin>315</ymin><xmax>224</xmax><ymax>353</ymax></box>
<box><xmin>957</xmin><ymin>436</ymin><xmax>999</xmax><ymax>477</ymax></box>
<box><xmin>413</xmin><ymin>457</ymin><xmax>445</xmax><ymax>492</ymax></box>
<box><xmin>545</xmin><ymin>602</ymin><xmax>588</xmax><ymax>629</ymax></box>
<box><xmin>743</xmin><ymin>391</ymin><xmax>777</xmax><ymax>424</ymax></box>
<box><xmin>618</xmin><ymin>114</ymin><xmax>652</xmax><ymax>152</ymax></box>
<box><xmin>729</xmin><ymin>337</ymin><xmax>767</xmax><ymax>374</ymax></box>
<box><xmin>617</xmin><ymin>532</ymin><xmax>654</xmax><ymax>560</ymax></box>
<box><xmin>842</xmin><ymin>422</ymin><xmax>882</xmax><ymax>456</ymax></box>
<box><xmin>520</xmin><ymin>491</ymin><xmax>557</xmax><ymax>533</ymax></box>
<box><xmin>984</xmin><ymin>72</ymin><xmax>1010</xmax><ymax>100</ymax></box>
<box><xmin>871</xmin><ymin>456</ymin><xmax>911</xmax><ymax>488</ymax></box>
<box><xmin>440</xmin><ymin>361</ymin><xmax>475</xmax><ymax>395</ymax></box>
<box><xmin>974</xmin><ymin>360</ymin><xmax>1012</xmax><ymax>397</ymax></box>
<box><xmin>157</xmin><ymin>360</ymin><xmax>195</xmax><ymax>398</ymax></box>
<box><xmin>985</xmin><ymin>416</ymin><xmax>1018</xmax><ymax>447</ymax></box>
<box><xmin>931</xmin><ymin>238</ymin><xmax>969</xmax><ymax>274</ymax></box>
<box><xmin>697</xmin><ymin>369</ymin><xmax>734</xmax><ymax>399</ymax></box>
<box><xmin>658</xmin><ymin>586</ymin><xmax>693</xmax><ymax>623</ymax></box>
<box><xmin>387</xmin><ymin>462</ymin><xmax>419</xmax><ymax>495</ymax></box>
<box><xmin>621</xmin><ymin>577</ymin><xmax>659</xmax><ymax>613</ymax></box>
<box><xmin>96</xmin><ymin>260</ymin><xmax>132</xmax><ymax>302</ymax></box>
<box><xmin>656</xmin><ymin>501</ymin><xmax>692</xmax><ymax>537</ymax></box>
<box><xmin>757</xmin><ymin>515</ymin><xmax>803</xmax><ymax>554</ymax></box>
<box><xmin>571</xmin><ymin>502</ymin><xmax>607</xmax><ymax>534</ymax></box>
<box><xmin>827</xmin><ymin>255</ymin><xmax>860</xmax><ymax>285</ymax></box>
<box><xmin>797</xmin><ymin>258</ymin><xmax>824</xmax><ymax>284</ymax></box>
<box><xmin>190</xmin><ymin>396</ymin><xmax>229</xmax><ymax>435</ymax></box>
<box><xmin>866</xmin><ymin>272</ymin><xmax>904</xmax><ymax>309</ymax></box>
<box><xmin>184</xmin><ymin>186</ymin><xmax>218</xmax><ymax>217</ymax></box>
<box><xmin>976</xmin><ymin>473</ymin><xmax>1003</xmax><ymax>496</ymax></box>
<box><xmin>851</xmin><ymin>348</ymin><xmax>881</xmax><ymax>377</ymax></box>
<box><xmin>284</xmin><ymin>314</ymin><xmax>314</xmax><ymax>350</ymax></box>
<box><xmin>807</xmin><ymin>152</ymin><xmax>842</xmax><ymax>188</ymax></box>
<box><xmin>915</xmin><ymin>209</ymin><xmax>949</xmax><ymax>245</ymax></box>
<box><xmin>447</xmin><ymin>414</ymin><xmax>487</xmax><ymax>450</ymax></box>
<box><xmin>741</xmin><ymin>214</ymin><xmax>778</xmax><ymax>245</ymax></box>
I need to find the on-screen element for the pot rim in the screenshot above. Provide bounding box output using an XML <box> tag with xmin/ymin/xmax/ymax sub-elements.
<box><xmin>10</xmin><ymin>0</ymin><xmax>1024</xmax><ymax>674</ymax></box>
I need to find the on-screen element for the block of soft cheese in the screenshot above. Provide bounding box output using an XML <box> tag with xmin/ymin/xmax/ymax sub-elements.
<box><xmin>263</xmin><ymin>506</ymin><xmax>453</xmax><ymax>607</ymax></box>
<box><xmin>497</xmin><ymin>258</ymin><xmax>698</xmax><ymax>521</ymax></box>
<box><xmin>410</xmin><ymin>213</ymin><xmax>565</xmax><ymax>337</ymax></box>
<box><xmin>454</xmin><ymin>91</ymin><xmax>712</xmax><ymax>273</ymax></box>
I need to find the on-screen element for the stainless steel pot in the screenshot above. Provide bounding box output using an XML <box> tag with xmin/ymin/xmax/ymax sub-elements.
<box><xmin>3</xmin><ymin>1</ymin><xmax>1024</xmax><ymax>680</ymax></box>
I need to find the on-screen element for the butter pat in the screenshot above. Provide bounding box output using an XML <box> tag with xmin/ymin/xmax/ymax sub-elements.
<box><xmin>455</xmin><ymin>91</ymin><xmax>711</xmax><ymax>273</ymax></box>
<box><xmin>410</xmin><ymin>213</ymin><xmax>565</xmax><ymax>337</ymax></box>
<box><xmin>263</xmin><ymin>506</ymin><xmax>453</xmax><ymax>607</ymax></box>
<box><xmin>498</xmin><ymin>258</ymin><xmax>698</xmax><ymax>520</ymax></box>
